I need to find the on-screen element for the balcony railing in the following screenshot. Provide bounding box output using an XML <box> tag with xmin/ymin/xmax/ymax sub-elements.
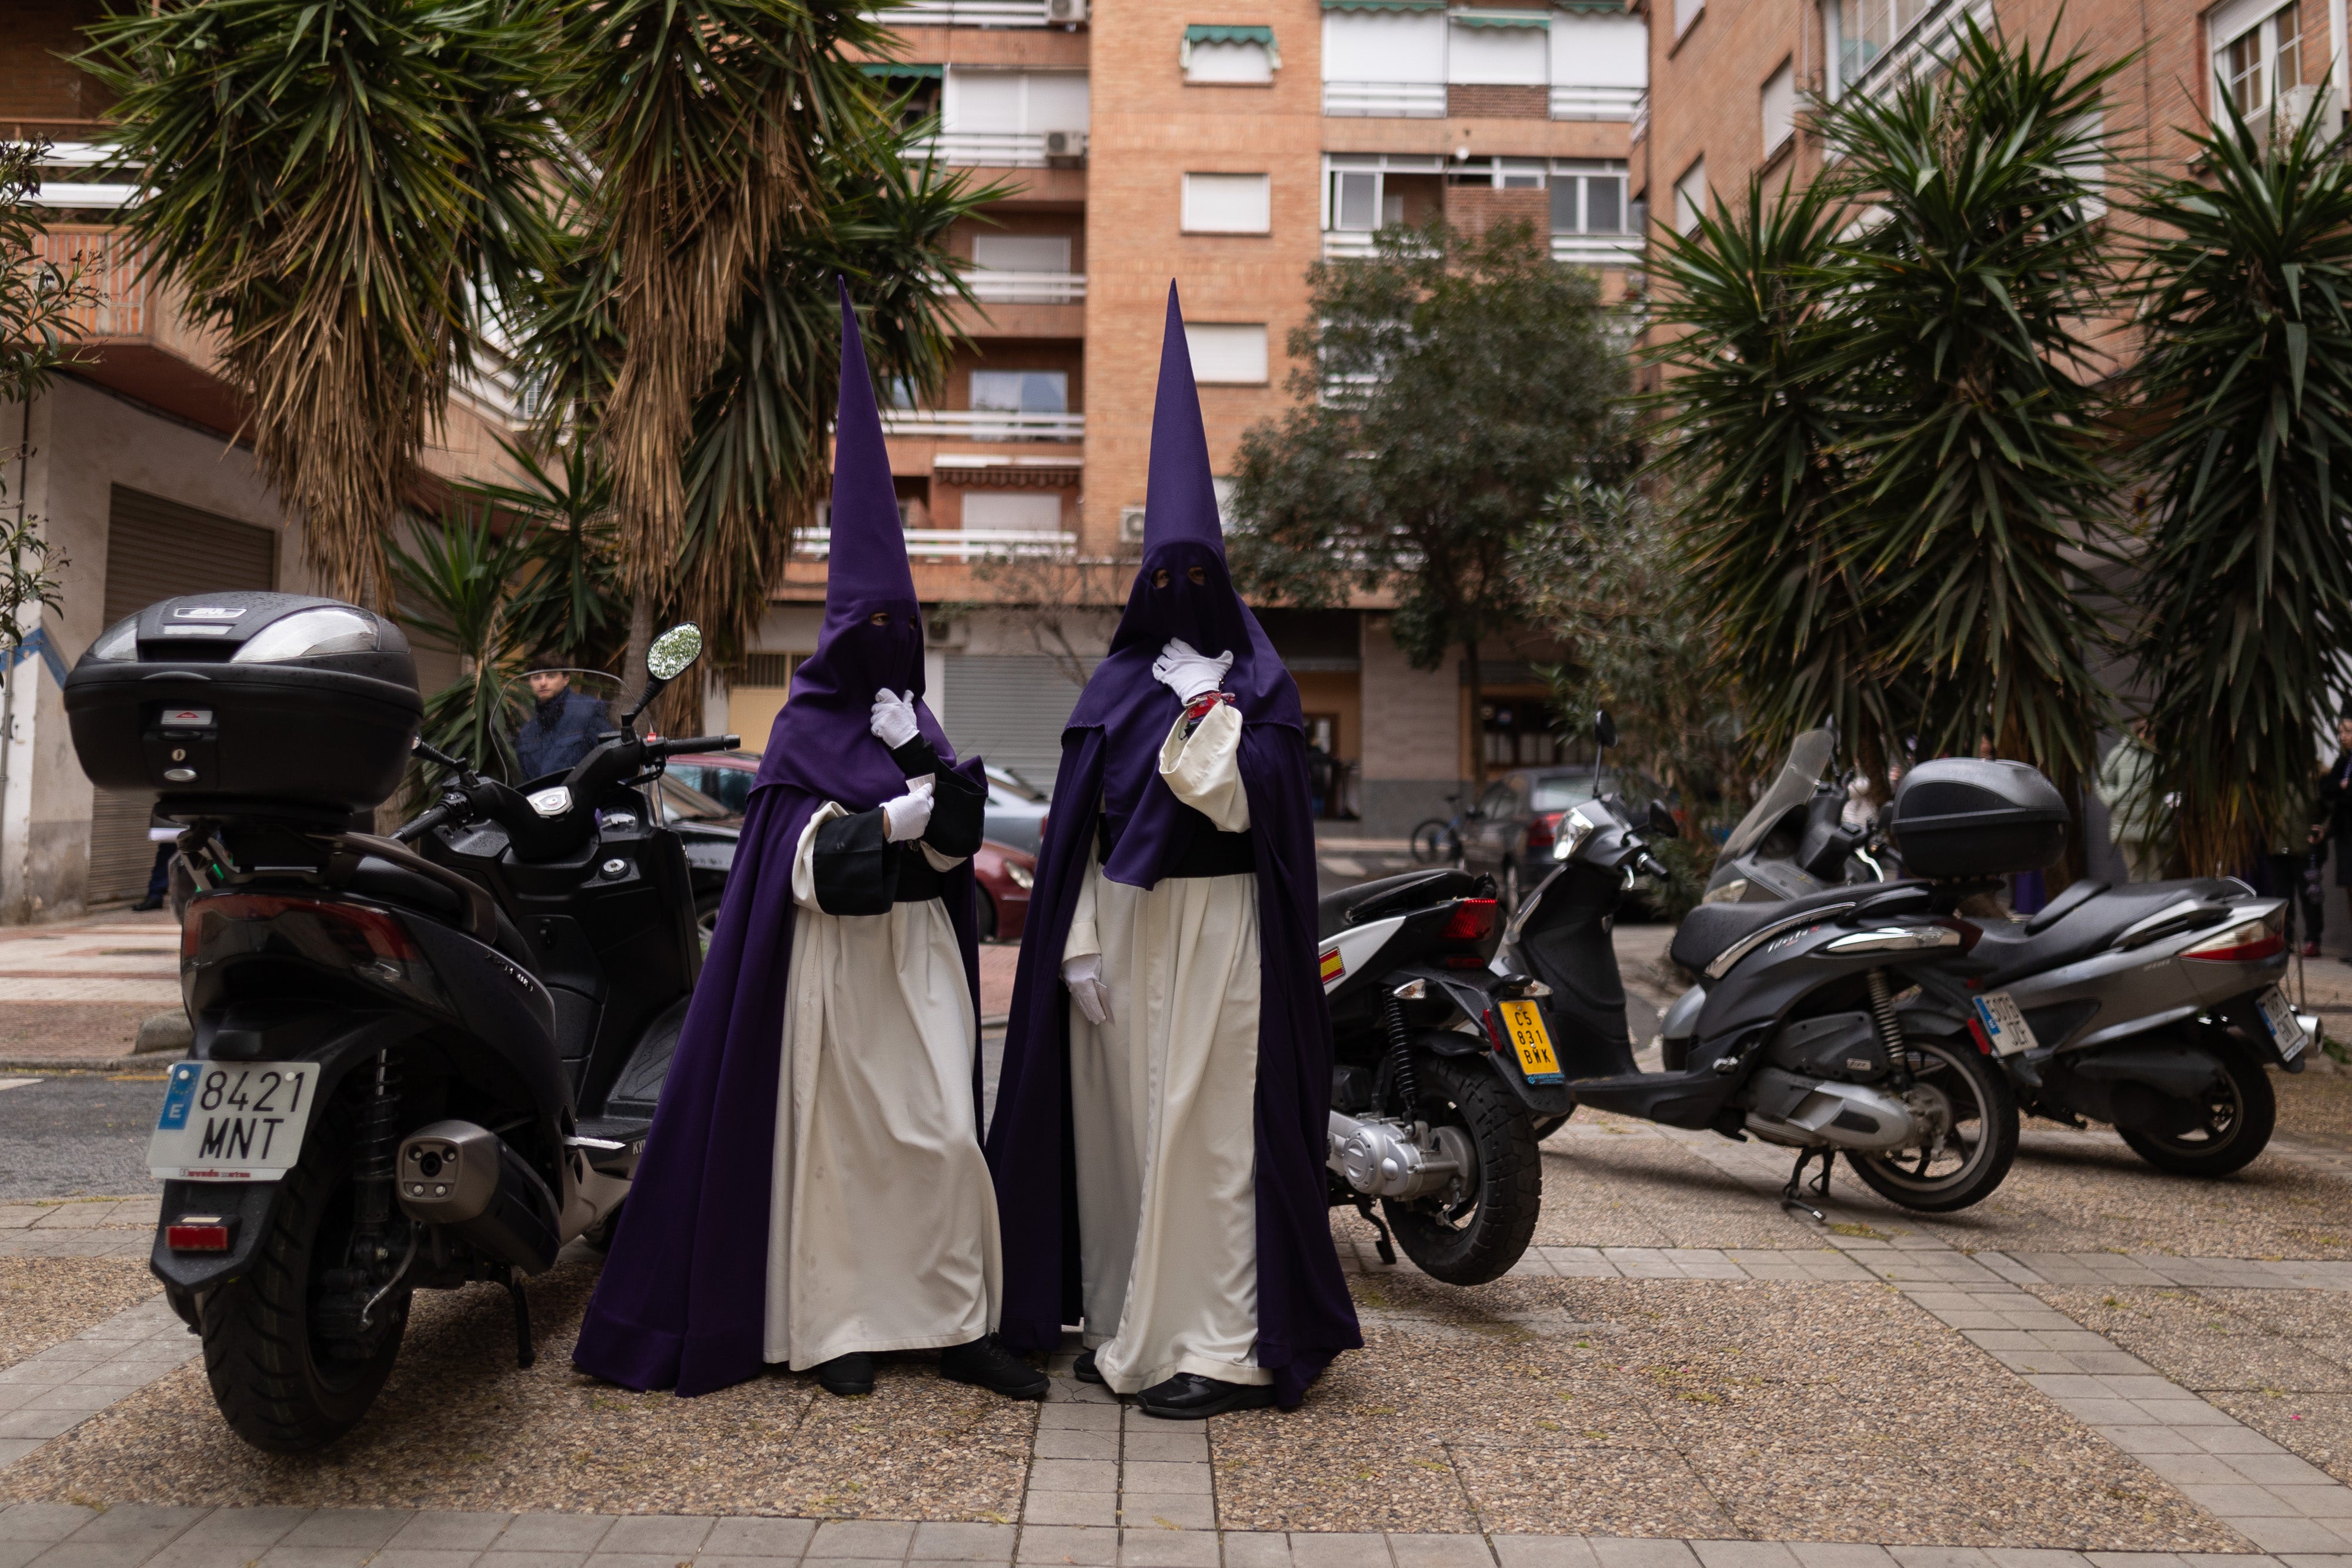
<box><xmin>31</xmin><ymin>226</ymin><xmax>147</xmax><ymax>336</ymax></box>
<box><xmin>31</xmin><ymin>144</ymin><xmax>137</xmax><ymax>210</ymax></box>
<box><xmin>906</xmin><ymin>130</ymin><xmax>1055</xmax><ymax>167</ymax></box>
<box><xmin>880</xmin><ymin>409</ymin><xmax>1085</xmax><ymax>441</ymax></box>
<box><xmin>874</xmin><ymin>0</ymin><xmax>1054</xmax><ymax>24</ymax></box>
<box><xmin>1549</xmin><ymin>85</ymin><xmax>1643</xmax><ymax>120</ymax></box>
<box><xmin>1321</xmin><ymin>81</ymin><xmax>1446</xmax><ymax>118</ymax></box>
<box><xmin>1551</xmin><ymin>232</ymin><xmax>1644</xmax><ymax>265</ymax></box>
<box><xmin>799</xmin><ymin>527</ymin><xmax>1075</xmax><ymax>560</ymax></box>
<box><xmin>1324</xmin><ymin>229</ymin><xmax>1640</xmax><ymax>266</ymax></box>
<box><xmin>968</xmin><ymin>270</ymin><xmax>1087</xmax><ymax>305</ymax></box>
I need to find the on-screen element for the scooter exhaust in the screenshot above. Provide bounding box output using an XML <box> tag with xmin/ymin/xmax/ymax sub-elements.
<box><xmin>1740</xmin><ymin>1074</ymin><xmax>1922</xmax><ymax>1153</ymax></box>
<box><xmin>1327</xmin><ymin>1111</ymin><xmax>1475</xmax><ymax>1201</ymax></box>
<box><xmin>396</xmin><ymin>1121</ymin><xmax>561</xmax><ymax>1273</ymax></box>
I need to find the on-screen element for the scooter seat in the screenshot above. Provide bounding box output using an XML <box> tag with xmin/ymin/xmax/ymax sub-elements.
<box><xmin>345</xmin><ymin>856</ymin><xmax>538</xmax><ymax>970</ymax></box>
<box><xmin>1317</xmin><ymin>868</ymin><xmax>1482</xmax><ymax>940</ymax></box>
<box><xmin>1973</xmin><ymin>877</ymin><xmax>2245</xmax><ymax>982</ymax></box>
<box><xmin>1668</xmin><ymin>884</ymin><xmax>1887</xmax><ymax>976</ymax></box>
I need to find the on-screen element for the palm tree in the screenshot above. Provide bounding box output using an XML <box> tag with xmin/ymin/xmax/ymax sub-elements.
<box><xmin>85</xmin><ymin>0</ymin><xmax>560</xmax><ymax>608</ymax></box>
<box><xmin>2128</xmin><ymin>93</ymin><xmax>2352</xmax><ymax>874</ymax></box>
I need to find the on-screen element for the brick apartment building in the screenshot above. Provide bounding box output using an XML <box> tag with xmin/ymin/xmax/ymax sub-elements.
<box><xmin>729</xmin><ymin>0</ymin><xmax>1651</xmax><ymax>834</ymax></box>
<box><xmin>1641</xmin><ymin>0</ymin><xmax>2336</xmax><ymax>246</ymax></box>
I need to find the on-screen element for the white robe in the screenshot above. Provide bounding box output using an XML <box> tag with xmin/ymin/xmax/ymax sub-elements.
<box><xmin>762</xmin><ymin>803</ymin><xmax>1003</xmax><ymax>1368</ymax></box>
<box><xmin>1065</xmin><ymin>702</ymin><xmax>1270</xmax><ymax>1393</ymax></box>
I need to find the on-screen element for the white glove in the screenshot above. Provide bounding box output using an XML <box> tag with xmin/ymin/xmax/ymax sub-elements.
<box><xmin>870</xmin><ymin>688</ymin><xmax>921</xmax><ymax>750</ymax></box>
<box><xmin>1063</xmin><ymin>952</ymin><xmax>1112</xmax><ymax>1026</ymax></box>
<box><xmin>881</xmin><ymin>775</ymin><xmax>934</xmax><ymax>842</ymax></box>
<box><xmin>1151</xmin><ymin>639</ymin><xmax>1235</xmax><ymax>704</ymax></box>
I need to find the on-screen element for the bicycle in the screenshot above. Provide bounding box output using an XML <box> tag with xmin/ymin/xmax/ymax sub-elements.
<box><xmin>1408</xmin><ymin>794</ymin><xmax>1469</xmax><ymax>866</ymax></box>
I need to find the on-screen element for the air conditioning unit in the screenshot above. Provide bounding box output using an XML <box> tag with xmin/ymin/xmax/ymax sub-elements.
<box><xmin>1044</xmin><ymin>129</ymin><xmax>1088</xmax><ymax>166</ymax></box>
<box><xmin>925</xmin><ymin>616</ymin><xmax>967</xmax><ymax>650</ymax></box>
<box><xmin>1045</xmin><ymin>0</ymin><xmax>1087</xmax><ymax>25</ymax></box>
<box><xmin>1118</xmin><ymin>504</ymin><xmax>1147</xmax><ymax>543</ymax></box>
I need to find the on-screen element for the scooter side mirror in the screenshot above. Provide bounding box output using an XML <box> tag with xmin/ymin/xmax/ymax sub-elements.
<box><xmin>1648</xmin><ymin>799</ymin><xmax>1681</xmax><ymax>838</ymax></box>
<box><xmin>1594</xmin><ymin>709</ymin><xmax>1618</xmax><ymax>750</ymax></box>
<box><xmin>624</xmin><ymin>622</ymin><xmax>706</xmax><ymax>733</ymax></box>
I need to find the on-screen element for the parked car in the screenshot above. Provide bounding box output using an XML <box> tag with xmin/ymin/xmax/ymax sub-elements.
<box><xmin>667</xmin><ymin>748</ymin><xmax>760</xmax><ymax>814</ymax></box>
<box><xmin>1458</xmin><ymin>765</ymin><xmax>1665</xmax><ymax>915</ymax></box>
<box><xmin>983</xmin><ymin>765</ymin><xmax>1050</xmax><ymax>854</ymax></box>
<box><xmin>653</xmin><ymin>770</ymin><xmax>1035</xmax><ymax>945</ymax></box>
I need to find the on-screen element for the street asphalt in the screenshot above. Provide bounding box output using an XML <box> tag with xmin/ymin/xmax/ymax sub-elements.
<box><xmin>0</xmin><ymin>1074</ymin><xmax>164</xmax><ymax>1203</ymax></box>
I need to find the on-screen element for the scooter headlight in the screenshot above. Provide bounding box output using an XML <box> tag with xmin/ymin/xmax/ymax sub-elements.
<box><xmin>1552</xmin><ymin>808</ymin><xmax>1597</xmax><ymax>862</ymax></box>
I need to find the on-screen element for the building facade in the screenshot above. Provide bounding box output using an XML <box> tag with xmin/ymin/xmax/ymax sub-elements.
<box><xmin>727</xmin><ymin>0</ymin><xmax>1650</xmax><ymax>835</ymax></box>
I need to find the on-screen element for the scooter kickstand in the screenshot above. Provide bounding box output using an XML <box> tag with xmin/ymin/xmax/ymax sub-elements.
<box><xmin>1779</xmin><ymin>1149</ymin><xmax>1831</xmax><ymax>1223</ymax></box>
<box><xmin>1353</xmin><ymin>1196</ymin><xmax>1398</xmax><ymax>1266</ymax></box>
<box><xmin>505</xmin><ymin>1269</ymin><xmax>536</xmax><ymax>1369</ymax></box>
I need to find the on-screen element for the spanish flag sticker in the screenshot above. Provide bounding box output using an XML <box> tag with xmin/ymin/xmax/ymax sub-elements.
<box><xmin>1319</xmin><ymin>948</ymin><xmax>1345</xmax><ymax>983</ymax></box>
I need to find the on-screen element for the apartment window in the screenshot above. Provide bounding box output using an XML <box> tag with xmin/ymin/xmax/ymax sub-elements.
<box><xmin>1182</xmin><ymin>172</ymin><xmax>1272</xmax><ymax>233</ymax></box>
<box><xmin>1761</xmin><ymin>58</ymin><xmax>1798</xmax><ymax>156</ymax></box>
<box><xmin>1184</xmin><ymin>323</ymin><xmax>1269</xmax><ymax>385</ymax></box>
<box><xmin>1448</xmin><ymin>14</ymin><xmax>1548</xmax><ymax>85</ymax></box>
<box><xmin>1324</xmin><ymin>154</ymin><xmax>1446</xmax><ymax>231</ymax></box>
<box><xmin>970</xmin><ymin>370</ymin><xmax>1069</xmax><ymax>414</ymax></box>
<box><xmin>1548</xmin><ymin>12</ymin><xmax>1646</xmax><ymax>119</ymax></box>
<box><xmin>961</xmin><ymin>491</ymin><xmax>1063</xmax><ymax>531</ymax></box>
<box><xmin>1673</xmin><ymin>158</ymin><xmax>1708</xmax><ymax>234</ymax></box>
<box><xmin>972</xmin><ymin>234</ymin><xmax>1072</xmax><ymax>272</ymax></box>
<box><xmin>1551</xmin><ymin>161</ymin><xmax>1630</xmax><ymax>234</ymax></box>
<box><xmin>943</xmin><ymin>69</ymin><xmax>1091</xmax><ymax>135</ymax></box>
<box><xmin>1183</xmin><ymin>24</ymin><xmax>1278</xmax><ymax>83</ymax></box>
<box><xmin>1322</xmin><ymin>9</ymin><xmax>1448</xmax><ymax>116</ymax></box>
<box><xmin>1838</xmin><ymin>0</ymin><xmax>1933</xmax><ymax>89</ymax></box>
<box><xmin>1675</xmin><ymin>0</ymin><xmax>1703</xmax><ymax>38</ymax></box>
<box><xmin>2211</xmin><ymin>0</ymin><xmax>2311</xmax><ymax>116</ymax></box>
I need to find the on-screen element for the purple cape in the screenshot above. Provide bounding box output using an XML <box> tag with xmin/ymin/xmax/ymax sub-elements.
<box><xmin>570</xmin><ymin>284</ymin><xmax>982</xmax><ymax>1397</ymax></box>
<box><xmin>981</xmin><ymin>285</ymin><xmax>1361</xmax><ymax>1407</ymax></box>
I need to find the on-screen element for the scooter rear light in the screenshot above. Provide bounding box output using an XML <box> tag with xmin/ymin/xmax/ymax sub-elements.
<box><xmin>1525</xmin><ymin>811</ymin><xmax>1564</xmax><ymax>850</ymax></box>
<box><xmin>166</xmin><ymin>1218</ymin><xmax>231</xmax><ymax>1252</ymax></box>
<box><xmin>2184</xmin><ymin>914</ymin><xmax>2286</xmax><ymax>962</ymax></box>
<box><xmin>1441</xmin><ymin>900</ymin><xmax>1498</xmax><ymax>944</ymax></box>
<box><xmin>189</xmin><ymin>892</ymin><xmax>420</xmax><ymax>961</ymax></box>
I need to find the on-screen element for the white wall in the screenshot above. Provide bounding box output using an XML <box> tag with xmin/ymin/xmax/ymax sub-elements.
<box><xmin>5</xmin><ymin>378</ymin><xmax>298</xmax><ymax>920</ymax></box>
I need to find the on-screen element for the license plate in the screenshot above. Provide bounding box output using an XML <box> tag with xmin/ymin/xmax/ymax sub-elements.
<box><xmin>148</xmin><ymin>1061</ymin><xmax>320</xmax><ymax>1182</ymax></box>
<box><xmin>1497</xmin><ymin>999</ymin><xmax>1563</xmax><ymax>1084</ymax></box>
<box><xmin>2259</xmin><ymin>987</ymin><xmax>2310</xmax><ymax>1061</ymax></box>
<box><xmin>1972</xmin><ymin>991</ymin><xmax>2039</xmax><ymax>1057</ymax></box>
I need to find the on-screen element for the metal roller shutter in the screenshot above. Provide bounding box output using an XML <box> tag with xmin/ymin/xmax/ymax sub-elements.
<box><xmin>939</xmin><ymin>653</ymin><xmax>1093</xmax><ymax>792</ymax></box>
<box><xmin>88</xmin><ymin>486</ymin><xmax>278</xmax><ymax>903</ymax></box>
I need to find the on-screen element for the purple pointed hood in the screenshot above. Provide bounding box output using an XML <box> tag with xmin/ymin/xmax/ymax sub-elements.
<box><xmin>751</xmin><ymin>281</ymin><xmax>956</xmax><ymax>810</ymax></box>
<box><xmin>1065</xmin><ymin>283</ymin><xmax>1299</xmax><ymax>887</ymax></box>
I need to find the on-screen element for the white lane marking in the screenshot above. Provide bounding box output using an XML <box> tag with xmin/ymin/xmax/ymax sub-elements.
<box><xmin>0</xmin><ymin>1078</ymin><xmax>39</xmax><ymax>1091</ymax></box>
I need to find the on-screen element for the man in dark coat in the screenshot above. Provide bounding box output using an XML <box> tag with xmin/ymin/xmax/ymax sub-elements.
<box><xmin>513</xmin><ymin>654</ymin><xmax>611</xmax><ymax>780</ymax></box>
<box><xmin>984</xmin><ymin>286</ymin><xmax>1361</xmax><ymax>1419</ymax></box>
<box><xmin>570</xmin><ymin>285</ymin><xmax>1043</xmax><ymax>1402</ymax></box>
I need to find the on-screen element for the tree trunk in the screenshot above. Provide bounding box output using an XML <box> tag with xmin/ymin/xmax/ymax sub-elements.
<box><xmin>622</xmin><ymin>594</ymin><xmax>654</xmax><ymax>707</ymax></box>
<box><xmin>1464</xmin><ymin>634</ymin><xmax>1486</xmax><ymax>792</ymax></box>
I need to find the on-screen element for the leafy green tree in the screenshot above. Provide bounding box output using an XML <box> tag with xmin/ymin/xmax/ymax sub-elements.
<box><xmin>0</xmin><ymin>141</ymin><xmax>88</xmax><ymax>663</ymax></box>
<box><xmin>2127</xmin><ymin>93</ymin><xmax>2352</xmax><ymax>874</ymax></box>
<box><xmin>85</xmin><ymin>0</ymin><xmax>560</xmax><ymax>607</ymax></box>
<box><xmin>1228</xmin><ymin>218</ymin><xmax>1627</xmax><ymax>785</ymax></box>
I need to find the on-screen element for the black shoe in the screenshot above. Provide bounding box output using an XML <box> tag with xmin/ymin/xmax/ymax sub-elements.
<box><xmin>813</xmin><ymin>1352</ymin><xmax>874</xmax><ymax>1396</ymax></box>
<box><xmin>1073</xmin><ymin>1348</ymin><xmax>1104</xmax><ymax>1385</ymax></box>
<box><xmin>1136</xmin><ymin>1373</ymin><xmax>1277</xmax><ymax>1420</ymax></box>
<box><xmin>132</xmin><ymin>896</ymin><xmax>163</xmax><ymax>912</ymax></box>
<box><xmin>940</xmin><ymin>1335</ymin><xmax>1048</xmax><ymax>1400</ymax></box>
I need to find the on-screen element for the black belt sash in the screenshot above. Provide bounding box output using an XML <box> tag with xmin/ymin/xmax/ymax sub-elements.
<box><xmin>1098</xmin><ymin>814</ymin><xmax>1255</xmax><ymax>878</ymax></box>
<box><xmin>894</xmin><ymin>850</ymin><xmax>946</xmax><ymax>904</ymax></box>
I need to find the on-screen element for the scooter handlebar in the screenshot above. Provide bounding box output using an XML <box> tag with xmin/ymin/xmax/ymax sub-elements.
<box><xmin>393</xmin><ymin>803</ymin><xmax>456</xmax><ymax>844</ymax></box>
<box><xmin>651</xmin><ymin>735</ymin><xmax>740</xmax><ymax>755</ymax></box>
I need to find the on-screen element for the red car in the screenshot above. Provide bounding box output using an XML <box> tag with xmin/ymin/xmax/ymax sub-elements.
<box><xmin>665</xmin><ymin>750</ymin><xmax>1034</xmax><ymax>944</ymax></box>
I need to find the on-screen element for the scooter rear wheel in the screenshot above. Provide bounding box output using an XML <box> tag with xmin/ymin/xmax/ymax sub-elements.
<box><xmin>2117</xmin><ymin>1038</ymin><xmax>2275</xmax><ymax>1178</ymax></box>
<box><xmin>1382</xmin><ymin>1055</ymin><xmax>1541</xmax><ymax>1285</ymax></box>
<box><xmin>195</xmin><ymin>1102</ymin><xmax>406</xmax><ymax>1452</ymax></box>
<box><xmin>1846</xmin><ymin>1037</ymin><xmax>2019</xmax><ymax>1213</ymax></box>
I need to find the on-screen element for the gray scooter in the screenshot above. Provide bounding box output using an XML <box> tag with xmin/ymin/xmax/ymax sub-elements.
<box><xmin>1691</xmin><ymin>735</ymin><xmax>2314</xmax><ymax>1176</ymax></box>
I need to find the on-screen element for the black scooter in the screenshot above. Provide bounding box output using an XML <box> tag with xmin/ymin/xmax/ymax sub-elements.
<box><xmin>1496</xmin><ymin>714</ymin><xmax>2023</xmax><ymax>1216</ymax></box>
<box><xmin>67</xmin><ymin>603</ymin><xmax>730</xmax><ymax>1451</ymax></box>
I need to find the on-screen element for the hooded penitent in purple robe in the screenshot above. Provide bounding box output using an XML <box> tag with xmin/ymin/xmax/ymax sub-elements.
<box><xmin>572</xmin><ymin>285</ymin><xmax>986</xmax><ymax>1397</ymax></box>
<box><xmin>983</xmin><ymin>285</ymin><xmax>1361</xmax><ymax>1407</ymax></box>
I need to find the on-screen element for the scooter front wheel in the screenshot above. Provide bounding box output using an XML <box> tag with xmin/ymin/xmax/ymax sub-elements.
<box><xmin>1846</xmin><ymin>1037</ymin><xmax>2019</xmax><ymax>1213</ymax></box>
<box><xmin>1382</xmin><ymin>1055</ymin><xmax>1541</xmax><ymax>1285</ymax></box>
